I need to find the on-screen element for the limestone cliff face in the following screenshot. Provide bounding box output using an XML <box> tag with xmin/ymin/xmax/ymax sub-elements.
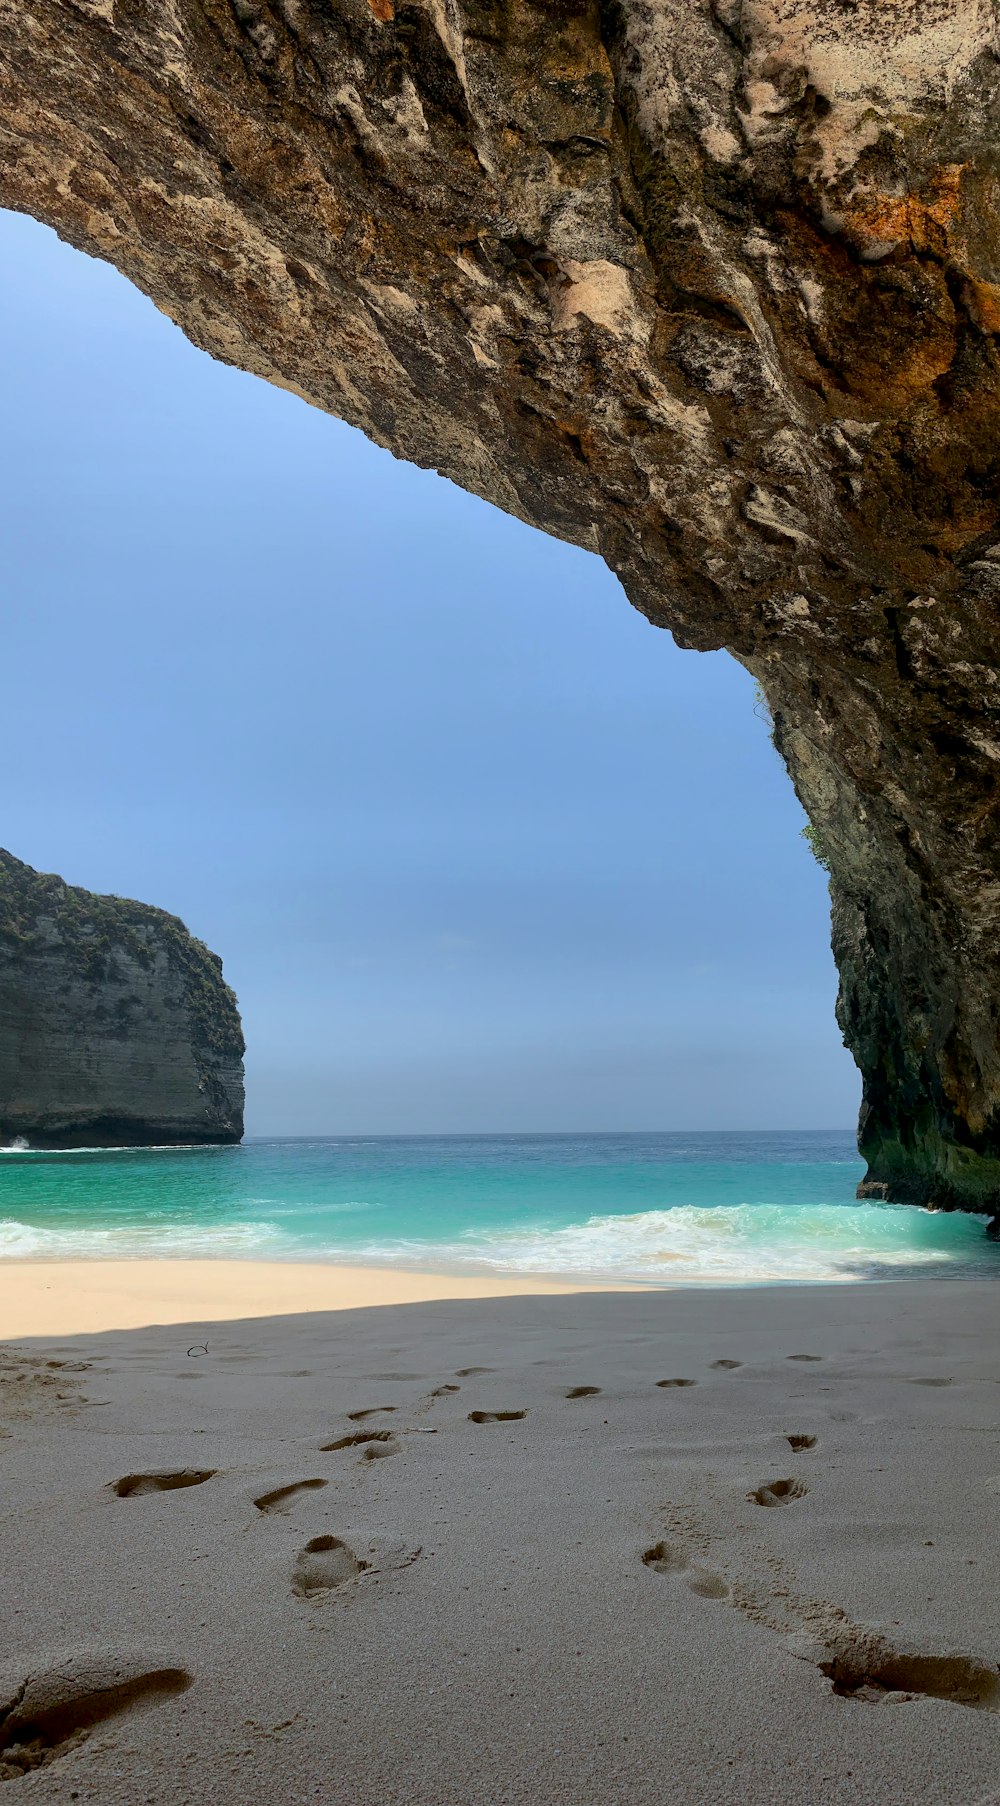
<box><xmin>3</xmin><ymin>2</ymin><xmax>1000</xmax><ymax>1203</ymax></box>
<box><xmin>0</xmin><ymin>852</ymin><xmax>244</xmax><ymax>1148</ymax></box>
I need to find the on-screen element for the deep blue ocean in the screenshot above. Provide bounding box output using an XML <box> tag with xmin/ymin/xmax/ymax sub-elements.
<box><xmin>1</xmin><ymin>1130</ymin><xmax>998</xmax><ymax>1285</ymax></box>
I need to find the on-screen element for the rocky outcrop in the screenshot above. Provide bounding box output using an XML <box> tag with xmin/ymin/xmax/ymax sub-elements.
<box><xmin>0</xmin><ymin>852</ymin><xmax>244</xmax><ymax>1148</ymax></box>
<box><xmin>2</xmin><ymin>2</ymin><xmax>1000</xmax><ymax>1204</ymax></box>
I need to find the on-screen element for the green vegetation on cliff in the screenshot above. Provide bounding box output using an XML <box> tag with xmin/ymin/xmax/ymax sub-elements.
<box><xmin>0</xmin><ymin>850</ymin><xmax>244</xmax><ymax>1064</ymax></box>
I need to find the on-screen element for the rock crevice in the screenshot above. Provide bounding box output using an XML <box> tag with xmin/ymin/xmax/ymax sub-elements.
<box><xmin>3</xmin><ymin>1</ymin><xmax>1000</xmax><ymax>1201</ymax></box>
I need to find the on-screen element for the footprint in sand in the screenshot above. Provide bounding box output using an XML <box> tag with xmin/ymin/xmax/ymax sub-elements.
<box><xmin>787</xmin><ymin>1354</ymin><xmax>823</xmax><ymax>1362</ymax></box>
<box><xmin>786</xmin><ymin>1434</ymin><xmax>818</xmax><ymax>1451</ymax></box>
<box><xmin>0</xmin><ymin>1654</ymin><xmax>191</xmax><ymax>1780</ymax></box>
<box><xmin>643</xmin><ymin>1540</ymin><xmax>688</xmax><ymax>1576</ymax></box>
<box><xmin>566</xmin><ymin>1387</ymin><xmax>602</xmax><ymax>1399</ymax></box>
<box><xmin>818</xmin><ymin>1638</ymin><xmax>1000</xmax><ymax>1711</ymax></box>
<box><xmin>686</xmin><ymin>1569</ymin><xmax>731</xmax><ymax>1599</ymax></box>
<box><xmin>110</xmin><ymin>1470</ymin><xmax>216</xmax><ymax>1498</ymax></box>
<box><xmin>347</xmin><ymin>1405</ymin><xmax>398</xmax><ymax>1421</ymax></box>
<box><xmin>711</xmin><ymin>1360</ymin><xmax>742</xmax><ymax>1371</ymax></box>
<box><xmin>292</xmin><ymin>1535</ymin><xmax>367</xmax><ymax>1598</ymax></box>
<box><xmin>455</xmin><ymin>1368</ymin><xmax>495</xmax><ymax>1377</ymax></box>
<box><xmin>0</xmin><ymin>1355</ymin><xmax>89</xmax><ymax>1426</ymax></box>
<box><xmin>430</xmin><ymin>1384</ymin><xmax>461</xmax><ymax>1398</ymax></box>
<box><xmin>750</xmin><ymin>1477</ymin><xmax>808</xmax><ymax>1507</ymax></box>
<box><xmin>321</xmin><ymin>1431</ymin><xmax>398</xmax><ymax>1458</ymax></box>
<box><xmin>467</xmin><ymin>1409</ymin><xmax>527</xmax><ymax>1423</ymax></box>
<box><xmin>649</xmin><ymin>1492</ymin><xmax>998</xmax><ymax>1716</ymax></box>
<box><xmin>254</xmin><ymin>1478</ymin><xmax>328</xmax><ymax>1514</ymax></box>
<box><xmin>656</xmin><ymin>1378</ymin><xmax>697</xmax><ymax>1389</ymax></box>
<box><xmin>642</xmin><ymin>1541</ymin><xmax>729</xmax><ymax>1600</ymax></box>
<box><xmin>909</xmin><ymin>1377</ymin><xmax>953</xmax><ymax>1388</ymax></box>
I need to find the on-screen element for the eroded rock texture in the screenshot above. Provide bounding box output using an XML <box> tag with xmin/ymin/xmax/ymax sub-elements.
<box><xmin>0</xmin><ymin>851</ymin><xmax>244</xmax><ymax>1147</ymax></box>
<box><xmin>2</xmin><ymin>1</ymin><xmax>1000</xmax><ymax>1204</ymax></box>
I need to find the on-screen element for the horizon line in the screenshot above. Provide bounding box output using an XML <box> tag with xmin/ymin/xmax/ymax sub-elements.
<box><xmin>243</xmin><ymin>1126</ymin><xmax>859</xmax><ymax>1141</ymax></box>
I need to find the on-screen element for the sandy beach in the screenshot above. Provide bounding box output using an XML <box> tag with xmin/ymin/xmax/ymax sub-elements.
<box><xmin>2</xmin><ymin>1267</ymin><xmax>1000</xmax><ymax>1803</ymax></box>
<box><xmin>0</xmin><ymin>1260</ymin><xmax>613</xmax><ymax>1339</ymax></box>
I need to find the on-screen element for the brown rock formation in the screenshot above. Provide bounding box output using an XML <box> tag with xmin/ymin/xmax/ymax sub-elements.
<box><xmin>2</xmin><ymin>1</ymin><xmax>999</xmax><ymax>1204</ymax></box>
<box><xmin>0</xmin><ymin>852</ymin><xmax>244</xmax><ymax>1148</ymax></box>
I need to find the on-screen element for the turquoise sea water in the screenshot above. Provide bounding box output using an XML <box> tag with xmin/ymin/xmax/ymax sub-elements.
<box><xmin>1</xmin><ymin>1131</ymin><xmax>998</xmax><ymax>1285</ymax></box>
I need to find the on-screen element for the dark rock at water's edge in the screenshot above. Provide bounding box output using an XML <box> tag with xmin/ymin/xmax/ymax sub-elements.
<box><xmin>4</xmin><ymin>3</ymin><xmax>1000</xmax><ymax>1205</ymax></box>
<box><xmin>0</xmin><ymin>851</ymin><xmax>244</xmax><ymax>1149</ymax></box>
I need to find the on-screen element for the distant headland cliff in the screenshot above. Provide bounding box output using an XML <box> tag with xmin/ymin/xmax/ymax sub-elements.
<box><xmin>0</xmin><ymin>851</ymin><xmax>244</xmax><ymax>1149</ymax></box>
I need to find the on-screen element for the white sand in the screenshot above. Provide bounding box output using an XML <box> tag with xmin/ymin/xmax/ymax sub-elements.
<box><xmin>0</xmin><ymin>1260</ymin><xmax>612</xmax><ymax>1338</ymax></box>
<box><xmin>2</xmin><ymin>1267</ymin><xmax>1000</xmax><ymax>1803</ymax></box>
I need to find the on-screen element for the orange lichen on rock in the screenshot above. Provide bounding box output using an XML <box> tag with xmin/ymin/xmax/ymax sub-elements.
<box><xmin>964</xmin><ymin>279</ymin><xmax>1000</xmax><ymax>335</ymax></box>
<box><xmin>839</xmin><ymin>165</ymin><xmax>965</xmax><ymax>260</ymax></box>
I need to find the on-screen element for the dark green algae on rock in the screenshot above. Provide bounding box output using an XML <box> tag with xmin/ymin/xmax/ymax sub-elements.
<box><xmin>0</xmin><ymin>850</ymin><xmax>244</xmax><ymax>1148</ymax></box>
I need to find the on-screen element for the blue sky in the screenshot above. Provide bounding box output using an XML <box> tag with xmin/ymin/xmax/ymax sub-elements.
<box><xmin>1</xmin><ymin>208</ymin><xmax>859</xmax><ymax>1134</ymax></box>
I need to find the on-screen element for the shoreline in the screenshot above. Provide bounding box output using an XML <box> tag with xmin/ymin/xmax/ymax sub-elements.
<box><xmin>2</xmin><ymin>1256</ymin><xmax>994</xmax><ymax>1339</ymax></box>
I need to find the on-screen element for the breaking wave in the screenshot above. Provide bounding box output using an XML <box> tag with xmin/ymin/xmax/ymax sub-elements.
<box><xmin>0</xmin><ymin>1217</ymin><xmax>283</xmax><ymax>1259</ymax></box>
<box><xmin>0</xmin><ymin>1142</ymin><xmax>220</xmax><ymax>1156</ymax></box>
<box><xmin>347</xmin><ymin>1201</ymin><xmax>997</xmax><ymax>1285</ymax></box>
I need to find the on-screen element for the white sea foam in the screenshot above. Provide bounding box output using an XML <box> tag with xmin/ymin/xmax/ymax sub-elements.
<box><xmin>348</xmin><ymin>1202</ymin><xmax>987</xmax><ymax>1286</ymax></box>
<box><xmin>245</xmin><ymin>1198</ymin><xmax>374</xmax><ymax>1215</ymax></box>
<box><xmin>0</xmin><ymin>1217</ymin><xmax>283</xmax><ymax>1259</ymax></box>
<box><xmin>0</xmin><ymin>1143</ymin><xmax>223</xmax><ymax>1156</ymax></box>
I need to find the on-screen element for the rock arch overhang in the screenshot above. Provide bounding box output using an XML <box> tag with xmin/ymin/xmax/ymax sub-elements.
<box><xmin>3</xmin><ymin>0</ymin><xmax>1000</xmax><ymax>1209</ymax></box>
